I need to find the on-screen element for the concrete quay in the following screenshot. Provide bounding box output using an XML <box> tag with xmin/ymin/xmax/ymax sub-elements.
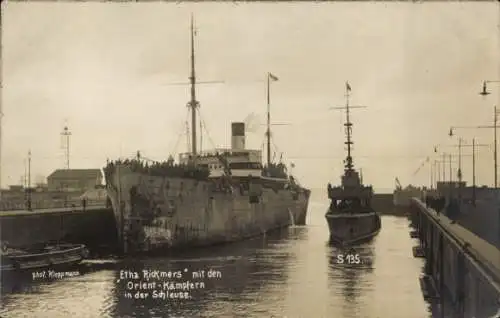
<box><xmin>0</xmin><ymin>202</ymin><xmax>118</xmax><ymax>254</ymax></box>
<box><xmin>409</xmin><ymin>198</ymin><xmax>500</xmax><ymax>318</ymax></box>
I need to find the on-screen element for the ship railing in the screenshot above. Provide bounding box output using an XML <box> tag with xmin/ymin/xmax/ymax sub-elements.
<box><xmin>260</xmin><ymin>176</ymin><xmax>288</xmax><ymax>183</ymax></box>
<box><xmin>179</xmin><ymin>148</ymin><xmax>261</xmax><ymax>160</ymax></box>
<box><xmin>105</xmin><ymin>161</ymin><xmax>210</xmax><ymax>181</ymax></box>
<box><xmin>329</xmin><ymin>188</ymin><xmax>373</xmax><ymax>197</ymax></box>
<box><xmin>0</xmin><ymin>199</ymin><xmax>107</xmax><ymax>212</ymax></box>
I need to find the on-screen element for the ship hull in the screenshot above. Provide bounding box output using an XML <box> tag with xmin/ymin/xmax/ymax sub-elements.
<box><xmin>106</xmin><ymin>166</ymin><xmax>310</xmax><ymax>254</ymax></box>
<box><xmin>1</xmin><ymin>243</ymin><xmax>88</xmax><ymax>272</ymax></box>
<box><xmin>325</xmin><ymin>211</ymin><xmax>381</xmax><ymax>246</ymax></box>
<box><xmin>295</xmin><ymin>188</ymin><xmax>311</xmax><ymax>225</ymax></box>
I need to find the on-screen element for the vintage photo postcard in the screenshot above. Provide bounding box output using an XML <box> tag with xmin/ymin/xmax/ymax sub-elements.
<box><xmin>0</xmin><ymin>2</ymin><xmax>499</xmax><ymax>317</ymax></box>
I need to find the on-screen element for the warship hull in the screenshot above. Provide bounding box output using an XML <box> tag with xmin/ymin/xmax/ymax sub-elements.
<box><xmin>325</xmin><ymin>211</ymin><xmax>381</xmax><ymax>246</ymax></box>
<box><xmin>107</xmin><ymin>166</ymin><xmax>310</xmax><ymax>254</ymax></box>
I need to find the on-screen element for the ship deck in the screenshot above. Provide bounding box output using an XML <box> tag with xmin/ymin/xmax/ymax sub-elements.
<box><xmin>325</xmin><ymin>211</ymin><xmax>378</xmax><ymax>218</ymax></box>
<box><xmin>0</xmin><ymin>205</ymin><xmax>108</xmax><ymax>217</ymax></box>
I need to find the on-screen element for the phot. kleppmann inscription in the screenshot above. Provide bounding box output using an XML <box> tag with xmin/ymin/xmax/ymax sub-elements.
<box><xmin>1</xmin><ymin>1</ymin><xmax>499</xmax><ymax>318</ymax></box>
<box><xmin>32</xmin><ymin>270</ymin><xmax>81</xmax><ymax>280</ymax></box>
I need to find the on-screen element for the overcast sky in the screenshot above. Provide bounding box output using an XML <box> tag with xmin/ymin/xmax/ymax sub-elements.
<box><xmin>1</xmin><ymin>2</ymin><xmax>499</xmax><ymax>192</ymax></box>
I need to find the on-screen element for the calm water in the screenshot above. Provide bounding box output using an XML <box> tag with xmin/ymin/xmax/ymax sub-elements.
<box><xmin>0</xmin><ymin>195</ymin><xmax>430</xmax><ymax>318</ymax></box>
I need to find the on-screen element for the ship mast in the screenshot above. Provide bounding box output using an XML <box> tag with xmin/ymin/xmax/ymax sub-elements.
<box><xmin>266</xmin><ymin>72</ymin><xmax>279</xmax><ymax>166</ymax></box>
<box><xmin>266</xmin><ymin>74</ymin><xmax>271</xmax><ymax>166</ymax></box>
<box><xmin>344</xmin><ymin>82</ymin><xmax>354</xmax><ymax>172</ymax></box>
<box><xmin>188</xmin><ymin>14</ymin><xmax>199</xmax><ymax>162</ymax></box>
<box><xmin>329</xmin><ymin>82</ymin><xmax>368</xmax><ymax>173</ymax></box>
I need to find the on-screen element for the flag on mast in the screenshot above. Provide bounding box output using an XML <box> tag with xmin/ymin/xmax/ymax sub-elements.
<box><xmin>269</xmin><ymin>73</ymin><xmax>279</xmax><ymax>81</ymax></box>
<box><xmin>346</xmin><ymin>81</ymin><xmax>351</xmax><ymax>92</ymax></box>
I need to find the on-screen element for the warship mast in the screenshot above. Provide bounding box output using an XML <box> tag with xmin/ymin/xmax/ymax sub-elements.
<box><xmin>344</xmin><ymin>82</ymin><xmax>354</xmax><ymax>172</ymax></box>
<box><xmin>188</xmin><ymin>14</ymin><xmax>199</xmax><ymax>163</ymax></box>
<box><xmin>330</xmin><ymin>82</ymin><xmax>367</xmax><ymax>174</ymax></box>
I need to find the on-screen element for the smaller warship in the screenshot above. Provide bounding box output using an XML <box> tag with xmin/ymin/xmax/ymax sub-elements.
<box><xmin>325</xmin><ymin>82</ymin><xmax>381</xmax><ymax>245</ymax></box>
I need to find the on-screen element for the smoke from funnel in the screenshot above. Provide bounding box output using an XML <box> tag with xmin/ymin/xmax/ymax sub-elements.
<box><xmin>243</xmin><ymin>112</ymin><xmax>262</xmax><ymax>134</ymax></box>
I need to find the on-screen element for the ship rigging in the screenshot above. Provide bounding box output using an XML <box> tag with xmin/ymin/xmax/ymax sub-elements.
<box><xmin>102</xmin><ymin>15</ymin><xmax>311</xmax><ymax>255</ymax></box>
<box><xmin>325</xmin><ymin>82</ymin><xmax>381</xmax><ymax>246</ymax></box>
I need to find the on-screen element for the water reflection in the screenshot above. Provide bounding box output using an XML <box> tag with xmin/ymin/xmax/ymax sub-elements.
<box><xmin>107</xmin><ymin>228</ymin><xmax>299</xmax><ymax>318</ymax></box>
<box><xmin>327</xmin><ymin>243</ymin><xmax>375</xmax><ymax>318</ymax></box>
<box><xmin>1</xmin><ymin>200</ymin><xmax>430</xmax><ymax>318</ymax></box>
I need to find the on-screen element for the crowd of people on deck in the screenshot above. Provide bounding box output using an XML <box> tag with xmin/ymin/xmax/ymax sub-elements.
<box><xmin>103</xmin><ymin>158</ymin><xmax>210</xmax><ymax>184</ymax></box>
<box><xmin>263</xmin><ymin>162</ymin><xmax>288</xmax><ymax>179</ymax></box>
<box><xmin>102</xmin><ymin>154</ymin><xmax>296</xmax><ymax>195</ymax></box>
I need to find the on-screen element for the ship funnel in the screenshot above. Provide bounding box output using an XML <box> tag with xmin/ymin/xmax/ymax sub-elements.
<box><xmin>231</xmin><ymin>122</ymin><xmax>245</xmax><ymax>150</ymax></box>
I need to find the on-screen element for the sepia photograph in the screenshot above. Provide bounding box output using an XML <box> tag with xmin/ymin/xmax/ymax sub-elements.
<box><xmin>0</xmin><ymin>1</ymin><xmax>499</xmax><ymax>317</ymax></box>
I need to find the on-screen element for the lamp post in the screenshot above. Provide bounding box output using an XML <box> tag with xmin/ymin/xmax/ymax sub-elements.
<box><xmin>442</xmin><ymin>153</ymin><xmax>446</xmax><ymax>182</ymax></box>
<box><xmin>467</xmin><ymin>138</ymin><xmax>492</xmax><ymax>205</ymax></box>
<box><xmin>434</xmin><ymin>157</ymin><xmax>456</xmax><ymax>195</ymax></box>
<box><xmin>479</xmin><ymin>80</ymin><xmax>500</xmax><ymax>97</ymax></box>
<box><xmin>445</xmin><ymin>132</ymin><xmax>489</xmax><ymax>201</ymax></box>
<box><xmin>479</xmin><ymin>80</ymin><xmax>500</xmax><ymax>188</ymax></box>
<box><xmin>472</xmin><ymin>138</ymin><xmax>476</xmax><ymax>205</ymax></box>
<box><xmin>434</xmin><ymin>159</ymin><xmax>440</xmax><ymax>185</ymax></box>
<box><xmin>450</xmin><ymin>125</ymin><xmax>497</xmax><ymax>188</ymax></box>
<box><xmin>433</xmin><ymin>146</ymin><xmax>457</xmax><ymax>189</ymax></box>
<box><xmin>430</xmin><ymin>160</ymin><xmax>434</xmax><ymax>190</ymax></box>
<box><xmin>448</xmin><ymin>131</ymin><xmax>490</xmax><ymax>207</ymax></box>
<box><xmin>27</xmin><ymin>150</ymin><xmax>32</xmax><ymax>211</ymax></box>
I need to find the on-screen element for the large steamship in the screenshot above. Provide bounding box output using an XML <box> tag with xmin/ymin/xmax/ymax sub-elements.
<box><xmin>104</xmin><ymin>17</ymin><xmax>310</xmax><ymax>254</ymax></box>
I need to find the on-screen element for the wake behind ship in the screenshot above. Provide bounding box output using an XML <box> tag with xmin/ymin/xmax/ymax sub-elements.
<box><xmin>325</xmin><ymin>83</ymin><xmax>381</xmax><ymax>245</ymax></box>
<box><xmin>103</xmin><ymin>17</ymin><xmax>310</xmax><ymax>254</ymax></box>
